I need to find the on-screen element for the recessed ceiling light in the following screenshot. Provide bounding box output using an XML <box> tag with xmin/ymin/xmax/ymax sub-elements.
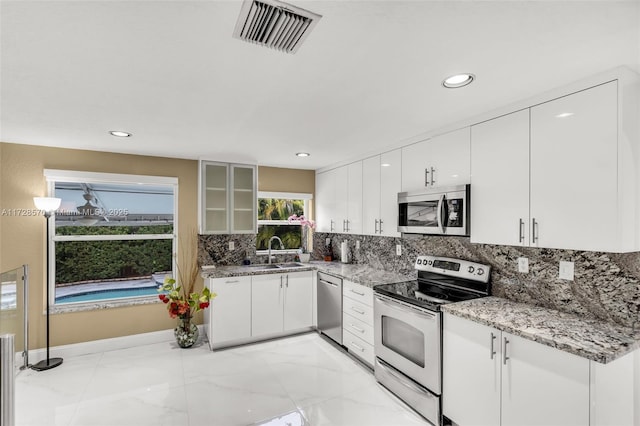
<box><xmin>109</xmin><ymin>131</ymin><xmax>132</xmax><ymax>137</ymax></box>
<box><xmin>555</xmin><ymin>112</ymin><xmax>574</xmax><ymax>118</ymax></box>
<box><xmin>296</xmin><ymin>152</ymin><xmax>310</xmax><ymax>157</ymax></box>
<box><xmin>381</xmin><ymin>163</ymin><xmax>391</xmax><ymax>167</ymax></box>
<box><xmin>442</xmin><ymin>73</ymin><xmax>475</xmax><ymax>88</ymax></box>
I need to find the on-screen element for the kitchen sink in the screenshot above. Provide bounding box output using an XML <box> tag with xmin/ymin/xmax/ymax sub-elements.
<box><xmin>246</xmin><ymin>264</ymin><xmax>281</xmax><ymax>270</ymax></box>
<box><xmin>245</xmin><ymin>262</ymin><xmax>306</xmax><ymax>270</ymax></box>
<box><xmin>276</xmin><ymin>262</ymin><xmax>306</xmax><ymax>269</ymax></box>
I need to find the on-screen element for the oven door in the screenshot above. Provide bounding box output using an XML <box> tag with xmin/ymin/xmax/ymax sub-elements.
<box><xmin>374</xmin><ymin>294</ymin><xmax>441</xmax><ymax>394</ymax></box>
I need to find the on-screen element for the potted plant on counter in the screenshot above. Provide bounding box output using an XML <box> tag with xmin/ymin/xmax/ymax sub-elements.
<box><xmin>288</xmin><ymin>214</ymin><xmax>316</xmax><ymax>262</ymax></box>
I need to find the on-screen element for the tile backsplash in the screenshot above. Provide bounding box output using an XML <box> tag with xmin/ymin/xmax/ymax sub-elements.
<box><xmin>200</xmin><ymin>233</ymin><xmax>640</xmax><ymax>329</ymax></box>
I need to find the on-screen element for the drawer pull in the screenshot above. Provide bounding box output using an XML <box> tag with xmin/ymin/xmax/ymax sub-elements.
<box><xmin>350</xmin><ymin>307</ymin><xmax>365</xmax><ymax>315</ymax></box>
<box><xmin>225</xmin><ymin>280</ymin><xmax>240</xmax><ymax>283</ymax></box>
<box><xmin>350</xmin><ymin>342</ymin><xmax>365</xmax><ymax>352</ymax></box>
<box><xmin>350</xmin><ymin>289</ymin><xmax>365</xmax><ymax>296</ymax></box>
<box><xmin>349</xmin><ymin>323</ymin><xmax>365</xmax><ymax>333</ymax></box>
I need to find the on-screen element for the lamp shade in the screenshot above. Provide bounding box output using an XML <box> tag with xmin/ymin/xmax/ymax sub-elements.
<box><xmin>33</xmin><ymin>197</ymin><xmax>62</xmax><ymax>213</ymax></box>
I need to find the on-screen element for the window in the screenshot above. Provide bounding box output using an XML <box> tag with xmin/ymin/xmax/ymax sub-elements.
<box><xmin>44</xmin><ymin>170</ymin><xmax>177</xmax><ymax>306</ymax></box>
<box><xmin>256</xmin><ymin>192</ymin><xmax>312</xmax><ymax>253</ymax></box>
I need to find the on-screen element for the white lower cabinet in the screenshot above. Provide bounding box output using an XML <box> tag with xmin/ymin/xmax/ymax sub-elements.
<box><xmin>342</xmin><ymin>280</ymin><xmax>374</xmax><ymax>367</ymax></box>
<box><xmin>443</xmin><ymin>313</ymin><xmax>590</xmax><ymax>426</ymax></box>
<box><xmin>204</xmin><ymin>276</ymin><xmax>252</xmax><ymax>350</ymax></box>
<box><xmin>251</xmin><ymin>271</ymin><xmax>313</xmax><ymax>337</ymax></box>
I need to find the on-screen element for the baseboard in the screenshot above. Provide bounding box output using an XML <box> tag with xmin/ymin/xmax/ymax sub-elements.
<box><xmin>27</xmin><ymin>325</ymin><xmax>205</xmax><ymax>364</ymax></box>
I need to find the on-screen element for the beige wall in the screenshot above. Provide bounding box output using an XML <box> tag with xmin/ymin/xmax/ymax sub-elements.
<box><xmin>0</xmin><ymin>142</ymin><xmax>199</xmax><ymax>348</ymax></box>
<box><xmin>257</xmin><ymin>165</ymin><xmax>316</xmax><ymax>218</ymax></box>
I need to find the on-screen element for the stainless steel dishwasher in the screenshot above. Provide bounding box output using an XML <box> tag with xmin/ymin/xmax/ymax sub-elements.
<box><xmin>317</xmin><ymin>271</ymin><xmax>343</xmax><ymax>345</ymax></box>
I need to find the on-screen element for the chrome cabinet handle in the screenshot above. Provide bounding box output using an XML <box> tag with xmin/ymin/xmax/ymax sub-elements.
<box><xmin>350</xmin><ymin>306</ymin><xmax>365</xmax><ymax>315</ymax></box>
<box><xmin>425</xmin><ymin>168</ymin><xmax>430</xmax><ymax>186</ymax></box>
<box><xmin>280</xmin><ymin>275</ymin><xmax>283</xmax><ymax>288</ymax></box>
<box><xmin>330</xmin><ymin>220</ymin><xmax>334</xmax><ymax>232</ymax></box>
<box><xmin>350</xmin><ymin>288</ymin><xmax>365</xmax><ymax>296</ymax></box>
<box><xmin>349</xmin><ymin>323</ymin><xmax>365</xmax><ymax>333</ymax></box>
<box><xmin>532</xmin><ymin>218</ymin><xmax>539</xmax><ymax>243</ymax></box>
<box><xmin>225</xmin><ymin>280</ymin><xmax>240</xmax><ymax>283</ymax></box>
<box><xmin>379</xmin><ymin>219</ymin><xmax>383</xmax><ymax>234</ymax></box>
<box><xmin>518</xmin><ymin>219</ymin><xmax>524</xmax><ymax>243</ymax></box>
<box><xmin>343</xmin><ymin>220</ymin><xmax>346</xmax><ymax>232</ymax></box>
<box><xmin>286</xmin><ymin>275</ymin><xmax>289</xmax><ymax>288</ymax></box>
<box><xmin>436</xmin><ymin>194</ymin><xmax>445</xmax><ymax>234</ymax></box>
<box><xmin>490</xmin><ymin>332</ymin><xmax>497</xmax><ymax>359</ymax></box>
<box><xmin>349</xmin><ymin>342</ymin><xmax>365</xmax><ymax>352</ymax></box>
<box><xmin>503</xmin><ymin>337</ymin><xmax>510</xmax><ymax>365</ymax></box>
<box><xmin>375</xmin><ymin>219</ymin><xmax>379</xmax><ymax>234</ymax></box>
<box><xmin>430</xmin><ymin>166</ymin><xmax>435</xmax><ymax>186</ymax></box>
<box><xmin>346</xmin><ymin>220</ymin><xmax>350</xmax><ymax>232</ymax></box>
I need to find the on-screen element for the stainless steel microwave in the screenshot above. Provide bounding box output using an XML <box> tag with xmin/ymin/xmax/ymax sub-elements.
<box><xmin>398</xmin><ymin>184</ymin><xmax>470</xmax><ymax>236</ymax></box>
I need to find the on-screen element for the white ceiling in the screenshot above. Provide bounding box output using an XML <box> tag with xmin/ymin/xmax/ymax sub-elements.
<box><xmin>2</xmin><ymin>0</ymin><xmax>639</xmax><ymax>170</ymax></box>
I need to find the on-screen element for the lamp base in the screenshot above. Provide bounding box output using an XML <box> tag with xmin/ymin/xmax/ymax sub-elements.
<box><xmin>31</xmin><ymin>357</ymin><xmax>63</xmax><ymax>371</ymax></box>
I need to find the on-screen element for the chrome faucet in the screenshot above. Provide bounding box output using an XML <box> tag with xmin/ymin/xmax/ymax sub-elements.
<box><xmin>268</xmin><ymin>236</ymin><xmax>284</xmax><ymax>264</ymax></box>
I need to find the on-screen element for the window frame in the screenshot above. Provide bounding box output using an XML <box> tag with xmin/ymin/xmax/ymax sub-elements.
<box><xmin>256</xmin><ymin>191</ymin><xmax>313</xmax><ymax>255</ymax></box>
<box><xmin>43</xmin><ymin>169</ymin><xmax>178</xmax><ymax>307</ymax></box>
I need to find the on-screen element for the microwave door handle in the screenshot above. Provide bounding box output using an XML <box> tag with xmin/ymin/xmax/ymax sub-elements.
<box><xmin>437</xmin><ymin>194</ymin><xmax>445</xmax><ymax>233</ymax></box>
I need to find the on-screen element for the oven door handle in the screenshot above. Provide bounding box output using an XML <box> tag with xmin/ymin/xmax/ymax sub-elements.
<box><xmin>437</xmin><ymin>194</ymin><xmax>445</xmax><ymax>233</ymax></box>
<box><xmin>375</xmin><ymin>295</ymin><xmax>437</xmax><ymax>320</ymax></box>
<box><xmin>376</xmin><ymin>359</ymin><xmax>434</xmax><ymax>397</ymax></box>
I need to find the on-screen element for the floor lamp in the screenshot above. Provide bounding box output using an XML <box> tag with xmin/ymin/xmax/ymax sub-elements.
<box><xmin>32</xmin><ymin>196</ymin><xmax>64</xmax><ymax>371</ymax></box>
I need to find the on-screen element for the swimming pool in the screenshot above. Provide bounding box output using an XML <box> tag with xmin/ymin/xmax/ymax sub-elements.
<box><xmin>55</xmin><ymin>286</ymin><xmax>161</xmax><ymax>304</ymax></box>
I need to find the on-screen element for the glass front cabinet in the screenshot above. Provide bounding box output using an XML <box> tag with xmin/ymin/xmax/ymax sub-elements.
<box><xmin>199</xmin><ymin>161</ymin><xmax>257</xmax><ymax>234</ymax></box>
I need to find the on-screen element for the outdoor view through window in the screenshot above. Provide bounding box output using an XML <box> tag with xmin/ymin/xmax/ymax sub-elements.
<box><xmin>52</xmin><ymin>179</ymin><xmax>175</xmax><ymax>304</ymax></box>
<box><xmin>256</xmin><ymin>197</ymin><xmax>306</xmax><ymax>251</ymax></box>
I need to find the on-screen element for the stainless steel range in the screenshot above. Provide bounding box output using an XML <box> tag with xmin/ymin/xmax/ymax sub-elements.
<box><xmin>373</xmin><ymin>255</ymin><xmax>491</xmax><ymax>426</ymax></box>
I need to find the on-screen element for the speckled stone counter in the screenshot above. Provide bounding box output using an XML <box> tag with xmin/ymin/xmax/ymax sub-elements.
<box><xmin>442</xmin><ymin>296</ymin><xmax>640</xmax><ymax>364</ymax></box>
<box><xmin>201</xmin><ymin>261</ymin><xmax>414</xmax><ymax>288</ymax></box>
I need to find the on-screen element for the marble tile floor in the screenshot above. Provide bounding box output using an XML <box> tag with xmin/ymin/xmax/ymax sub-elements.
<box><xmin>16</xmin><ymin>332</ymin><xmax>429</xmax><ymax>426</ymax></box>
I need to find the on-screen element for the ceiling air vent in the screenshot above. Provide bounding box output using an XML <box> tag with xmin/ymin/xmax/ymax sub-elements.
<box><xmin>232</xmin><ymin>0</ymin><xmax>322</xmax><ymax>54</ymax></box>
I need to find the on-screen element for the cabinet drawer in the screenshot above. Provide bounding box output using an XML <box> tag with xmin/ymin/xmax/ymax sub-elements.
<box><xmin>344</xmin><ymin>329</ymin><xmax>374</xmax><ymax>367</ymax></box>
<box><xmin>343</xmin><ymin>280</ymin><xmax>373</xmax><ymax>307</ymax></box>
<box><xmin>342</xmin><ymin>297</ymin><xmax>373</xmax><ymax>326</ymax></box>
<box><xmin>343</xmin><ymin>312</ymin><xmax>374</xmax><ymax>345</ymax></box>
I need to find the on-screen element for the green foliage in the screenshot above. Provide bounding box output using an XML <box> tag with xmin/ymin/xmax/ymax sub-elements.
<box><xmin>258</xmin><ymin>199</ymin><xmax>304</xmax><ymax>220</ymax></box>
<box><xmin>55</xmin><ymin>239</ymin><xmax>172</xmax><ymax>284</ymax></box>
<box><xmin>256</xmin><ymin>225</ymin><xmax>301</xmax><ymax>250</ymax></box>
<box><xmin>56</xmin><ymin>224</ymin><xmax>173</xmax><ymax>236</ymax></box>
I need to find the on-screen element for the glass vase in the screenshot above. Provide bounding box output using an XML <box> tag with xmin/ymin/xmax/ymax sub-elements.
<box><xmin>174</xmin><ymin>316</ymin><xmax>199</xmax><ymax>348</ymax></box>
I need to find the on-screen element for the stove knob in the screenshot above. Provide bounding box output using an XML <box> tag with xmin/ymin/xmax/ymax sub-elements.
<box><xmin>477</xmin><ymin>268</ymin><xmax>485</xmax><ymax>275</ymax></box>
<box><xmin>467</xmin><ymin>266</ymin><xmax>475</xmax><ymax>274</ymax></box>
<box><xmin>427</xmin><ymin>260</ymin><xmax>432</xmax><ymax>265</ymax></box>
<box><xmin>417</xmin><ymin>259</ymin><xmax>423</xmax><ymax>265</ymax></box>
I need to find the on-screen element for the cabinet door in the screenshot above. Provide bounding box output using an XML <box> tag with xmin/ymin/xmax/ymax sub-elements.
<box><xmin>201</xmin><ymin>162</ymin><xmax>228</xmax><ymax>234</ymax></box>
<box><xmin>316</xmin><ymin>170</ymin><xmax>334</xmax><ymax>233</ymax></box>
<box><xmin>207</xmin><ymin>277</ymin><xmax>252</xmax><ymax>347</ymax></box>
<box><xmin>283</xmin><ymin>271</ymin><xmax>313</xmax><ymax>331</ymax></box>
<box><xmin>442</xmin><ymin>314</ymin><xmax>500</xmax><ymax>426</ymax></box>
<box><xmin>334</xmin><ymin>166</ymin><xmax>349</xmax><ymax>232</ymax></box>
<box><xmin>379</xmin><ymin>149</ymin><xmax>401</xmax><ymax>237</ymax></box>
<box><xmin>251</xmin><ymin>274</ymin><xmax>284</xmax><ymax>336</ymax></box>
<box><xmin>471</xmin><ymin>110</ymin><xmax>530</xmax><ymax>246</ymax></box>
<box><xmin>230</xmin><ymin>165</ymin><xmax>256</xmax><ymax>233</ymax></box>
<box><xmin>362</xmin><ymin>156</ymin><xmax>381</xmax><ymax>236</ymax></box>
<box><xmin>427</xmin><ymin>127</ymin><xmax>470</xmax><ymax>187</ymax></box>
<box><xmin>347</xmin><ymin>161</ymin><xmax>363</xmax><ymax>234</ymax></box>
<box><xmin>401</xmin><ymin>139</ymin><xmax>430</xmax><ymax>192</ymax></box>
<box><xmin>501</xmin><ymin>332</ymin><xmax>589</xmax><ymax>426</ymax></box>
<box><xmin>530</xmin><ymin>82</ymin><xmax>618</xmax><ymax>251</ymax></box>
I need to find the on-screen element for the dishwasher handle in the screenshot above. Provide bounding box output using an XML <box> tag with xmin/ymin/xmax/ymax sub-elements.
<box><xmin>319</xmin><ymin>279</ymin><xmax>339</xmax><ymax>288</ymax></box>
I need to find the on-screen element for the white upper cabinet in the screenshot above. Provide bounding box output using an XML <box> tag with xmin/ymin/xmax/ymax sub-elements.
<box><xmin>471</xmin><ymin>110</ymin><xmax>531</xmax><ymax>246</ymax></box>
<box><xmin>363</xmin><ymin>150</ymin><xmax>402</xmax><ymax>237</ymax></box>
<box><xmin>315</xmin><ymin>169</ymin><xmax>334</xmax><ymax>233</ymax></box>
<box><xmin>472</xmin><ymin>77</ymin><xmax>639</xmax><ymax>252</ymax></box>
<box><xmin>530</xmin><ymin>82</ymin><xmax>618</xmax><ymax>251</ymax></box>
<box><xmin>346</xmin><ymin>162</ymin><xmax>363</xmax><ymax>234</ymax></box>
<box><xmin>199</xmin><ymin>161</ymin><xmax>256</xmax><ymax>234</ymax></box>
<box><xmin>316</xmin><ymin>163</ymin><xmax>362</xmax><ymax>234</ymax></box>
<box><xmin>401</xmin><ymin>127</ymin><xmax>470</xmax><ymax>192</ymax></box>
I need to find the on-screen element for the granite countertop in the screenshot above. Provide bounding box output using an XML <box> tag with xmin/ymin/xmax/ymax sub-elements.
<box><xmin>201</xmin><ymin>261</ymin><xmax>414</xmax><ymax>288</ymax></box>
<box><xmin>442</xmin><ymin>296</ymin><xmax>640</xmax><ymax>364</ymax></box>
